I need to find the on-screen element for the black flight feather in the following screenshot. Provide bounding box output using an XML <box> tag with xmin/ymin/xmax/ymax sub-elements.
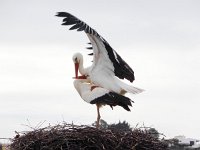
<box><xmin>90</xmin><ymin>92</ymin><xmax>133</xmax><ymax>111</ymax></box>
<box><xmin>88</xmin><ymin>53</ymin><xmax>93</xmax><ymax>56</ymax></box>
<box><xmin>86</xmin><ymin>47</ymin><xmax>93</xmax><ymax>50</ymax></box>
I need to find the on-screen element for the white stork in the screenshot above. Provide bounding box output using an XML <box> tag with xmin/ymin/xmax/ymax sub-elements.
<box><xmin>73</xmin><ymin>79</ymin><xmax>133</xmax><ymax>128</ymax></box>
<box><xmin>56</xmin><ymin>12</ymin><xmax>144</xmax><ymax>94</ymax></box>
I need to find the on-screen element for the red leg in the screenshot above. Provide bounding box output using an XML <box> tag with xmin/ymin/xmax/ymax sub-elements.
<box><xmin>96</xmin><ymin>104</ymin><xmax>101</xmax><ymax>128</ymax></box>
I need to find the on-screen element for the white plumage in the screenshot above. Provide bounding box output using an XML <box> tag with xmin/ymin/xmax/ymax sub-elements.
<box><xmin>73</xmin><ymin>79</ymin><xmax>109</xmax><ymax>104</ymax></box>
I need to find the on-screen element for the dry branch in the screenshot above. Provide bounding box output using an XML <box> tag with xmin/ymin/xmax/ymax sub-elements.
<box><xmin>10</xmin><ymin>123</ymin><xmax>168</xmax><ymax>150</ymax></box>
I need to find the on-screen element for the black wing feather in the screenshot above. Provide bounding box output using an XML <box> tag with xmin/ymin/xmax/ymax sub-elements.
<box><xmin>90</xmin><ymin>92</ymin><xmax>133</xmax><ymax>111</ymax></box>
<box><xmin>56</xmin><ymin>12</ymin><xmax>135</xmax><ymax>82</ymax></box>
<box><xmin>56</xmin><ymin>12</ymin><xmax>100</xmax><ymax>37</ymax></box>
<box><xmin>104</xmin><ymin>42</ymin><xmax>135</xmax><ymax>82</ymax></box>
<box><xmin>88</xmin><ymin>53</ymin><xmax>93</xmax><ymax>56</ymax></box>
<box><xmin>86</xmin><ymin>47</ymin><xmax>93</xmax><ymax>50</ymax></box>
<box><xmin>77</xmin><ymin>23</ymin><xmax>87</xmax><ymax>31</ymax></box>
<box><xmin>69</xmin><ymin>22</ymin><xmax>83</xmax><ymax>30</ymax></box>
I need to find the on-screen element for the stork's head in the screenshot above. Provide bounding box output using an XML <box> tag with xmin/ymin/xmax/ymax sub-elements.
<box><xmin>72</xmin><ymin>53</ymin><xmax>83</xmax><ymax>79</ymax></box>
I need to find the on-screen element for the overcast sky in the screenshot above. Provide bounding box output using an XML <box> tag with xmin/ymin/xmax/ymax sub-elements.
<box><xmin>0</xmin><ymin>0</ymin><xmax>200</xmax><ymax>140</ymax></box>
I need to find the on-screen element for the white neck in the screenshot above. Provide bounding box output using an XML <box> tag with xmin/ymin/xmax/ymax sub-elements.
<box><xmin>78</xmin><ymin>56</ymin><xmax>86</xmax><ymax>75</ymax></box>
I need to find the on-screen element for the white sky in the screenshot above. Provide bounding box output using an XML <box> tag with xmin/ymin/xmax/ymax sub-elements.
<box><xmin>0</xmin><ymin>0</ymin><xmax>200</xmax><ymax>140</ymax></box>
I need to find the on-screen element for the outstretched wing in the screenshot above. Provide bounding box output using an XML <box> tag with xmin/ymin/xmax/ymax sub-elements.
<box><xmin>56</xmin><ymin>12</ymin><xmax>135</xmax><ymax>82</ymax></box>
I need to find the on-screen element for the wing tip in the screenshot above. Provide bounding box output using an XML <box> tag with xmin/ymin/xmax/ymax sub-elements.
<box><xmin>56</xmin><ymin>12</ymin><xmax>102</xmax><ymax>37</ymax></box>
<box><xmin>55</xmin><ymin>12</ymin><xmax>66</xmax><ymax>17</ymax></box>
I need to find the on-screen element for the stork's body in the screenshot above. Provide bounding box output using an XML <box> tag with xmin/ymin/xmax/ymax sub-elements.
<box><xmin>56</xmin><ymin>12</ymin><xmax>144</xmax><ymax>94</ymax></box>
<box><xmin>73</xmin><ymin>79</ymin><xmax>133</xmax><ymax>128</ymax></box>
<box><xmin>72</xmin><ymin>53</ymin><xmax>143</xmax><ymax>94</ymax></box>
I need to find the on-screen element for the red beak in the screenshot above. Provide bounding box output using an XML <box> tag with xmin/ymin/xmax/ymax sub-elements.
<box><xmin>74</xmin><ymin>62</ymin><xmax>79</xmax><ymax>78</ymax></box>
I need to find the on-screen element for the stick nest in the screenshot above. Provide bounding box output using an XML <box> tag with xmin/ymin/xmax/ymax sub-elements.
<box><xmin>10</xmin><ymin>123</ymin><xmax>168</xmax><ymax>150</ymax></box>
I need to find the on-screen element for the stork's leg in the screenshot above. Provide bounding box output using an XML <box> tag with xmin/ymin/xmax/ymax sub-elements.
<box><xmin>96</xmin><ymin>104</ymin><xmax>101</xmax><ymax>128</ymax></box>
